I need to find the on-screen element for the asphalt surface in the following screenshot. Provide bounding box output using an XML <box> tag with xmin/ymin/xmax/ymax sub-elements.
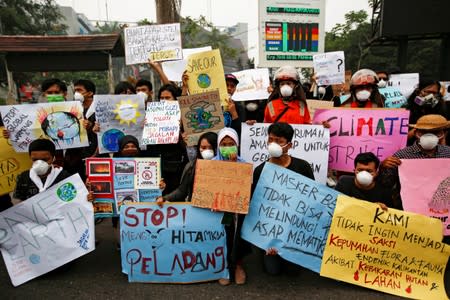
<box><xmin>1</xmin><ymin>220</ymin><xmax>448</xmax><ymax>300</ymax></box>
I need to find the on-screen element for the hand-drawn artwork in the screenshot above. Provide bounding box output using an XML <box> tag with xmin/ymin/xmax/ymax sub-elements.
<box><xmin>57</xmin><ymin>182</ymin><xmax>77</xmax><ymax>202</ymax></box>
<box><xmin>38</xmin><ymin>107</ymin><xmax>82</xmax><ymax>146</ymax></box>
<box><xmin>102</xmin><ymin>129</ymin><xmax>125</xmax><ymax>152</ymax></box>
<box><xmin>232</xmin><ymin>68</ymin><xmax>271</xmax><ymax>101</ymax></box>
<box><xmin>29</xmin><ymin>254</ymin><xmax>40</xmax><ymax>265</ymax></box>
<box><xmin>428</xmin><ymin>177</ymin><xmax>450</xmax><ymax>210</ymax></box>
<box><xmin>185</xmin><ymin>101</ymin><xmax>221</xmax><ymax>132</ymax></box>
<box><xmin>197</xmin><ymin>74</ymin><xmax>211</xmax><ymax>88</ymax></box>
<box><xmin>113</xmin><ymin>99</ymin><xmax>141</xmax><ymax>125</ymax></box>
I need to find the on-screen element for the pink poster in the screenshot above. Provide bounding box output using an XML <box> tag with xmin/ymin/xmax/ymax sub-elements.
<box><xmin>313</xmin><ymin>108</ymin><xmax>409</xmax><ymax>172</ymax></box>
<box><xmin>399</xmin><ymin>159</ymin><xmax>450</xmax><ymax>235</ymax></box>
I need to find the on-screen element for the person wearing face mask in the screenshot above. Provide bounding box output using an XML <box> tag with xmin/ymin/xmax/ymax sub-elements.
<box><xmin>264</xmin><ymin>66</ymin><xmax>311</xmax><ymax>124</ymax></box>
<box><xmin>380</xmin><ymin>114</ymin><xmax>450</xmax><ymax>209</ymax></box>
<box><xmin>250</xmin><ymin>122</ymin><xmax>314</xmax><ymax>275</ymax></box>
<box><xmin>376</xmin><ymin>70</ymin><xmax>389</xmax><ymax>89</ymax></box>
<box><xmin>13</xmin><ymin>139</ymin><xmax>72</xmax><ymax>201</ymax></box>
<box><xmin>335</xmin><ymin>152</ymin><xmax>393</xmax><ymax>209</ymax></box>
<box><xmin>156</xmin><ymin>132</ymin><xmax>217</xmax><ymax>204</ymax></box>
<box><xmin>135</xmin><ymin>79</ymin><xmax>153</xmax><ymax>106</ymax></box>
<box><xmin>338</xmin><ymin>69</ymin><xmax>385</xmax><ymax>108</ymax></box>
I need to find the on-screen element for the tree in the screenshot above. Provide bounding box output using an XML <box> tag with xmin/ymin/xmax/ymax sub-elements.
<box><xmin>0</xmin><ymin>0</ymin><xmax>67</xmax><ymax>35</ymax></box>
<box><xmin>155</xmin><ymin>0</ymin><xmax>181</xmax><ymax>24</ymax></box>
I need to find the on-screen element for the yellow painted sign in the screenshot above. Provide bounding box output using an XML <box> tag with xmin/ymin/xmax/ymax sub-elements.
<box><xmin>0</xmin><ymin>127</ymin><xmax>32</xmax><ymax>195</ymax></box>
<box><xmin>320</xmin><ymin>195</ymin><xmax>449</xmax><ymax>299</ymax></box>
<box><xmin>186</xmin><ymin>49</ymin><xmax>228</xmax><ymax>107</ymax></box>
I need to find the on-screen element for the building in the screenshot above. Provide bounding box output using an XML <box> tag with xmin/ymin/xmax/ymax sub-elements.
<box><xmin>59</xmin><ymin>6</ymin><xmax>97</xmax><ymax>35</ymax></box>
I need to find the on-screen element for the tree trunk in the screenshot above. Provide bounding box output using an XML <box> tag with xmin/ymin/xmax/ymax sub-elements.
<box><xmin>155</xmin><ymin>0</ymin><xmax>181</xmax><ymax>24</ymax></box>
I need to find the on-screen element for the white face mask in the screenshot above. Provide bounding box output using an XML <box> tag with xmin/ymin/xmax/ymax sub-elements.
<box><xmin>356</xmin><ymin>90</ymin><xmax>371</xmax><ymax>101</ymax></box>
<box><xmin>280</xmin><ymin>85</ymin><xmax>293</xmax><ymax>97</ymax></box>
<box><xmin>419</xmin><ymin>133</ymin><xmax>439</xmax><ymax>150</ymax></box>
<box><xmin>73</xmin><ymin>92</ymin><xmax>84</xmax><ymax>102</ymax></box>
<box><xmin>356</xmin><ymin>171</ymin><xmax>373</xmax><ymax>187</ymax></box>
<box><xmin>268</xmin><ymin>142</ymin><xmax>288</xmax><ymax>158</ymax></box>
<box><xmin>246</xmin><ymin>102</ymin><xmax>258</xmax><ymax>112</ymax></box>
<box><xmin>377</xmin><ymin>80</ymin><xmax>387</xmax><ymax>88</ymax></box>
<box><xmin>318</xmin><ymin>86</ymin><xmax>326</xmax><ymax>95</ymax></box>
<box><xmin>31</xmin><ymin>160</ymin><xmax>51</xmax><ymax>176</ymax></box>
<box><xmin>137</xmin><ymin>91</ymin><xmax>148</xmax><ymax>102</ymax></box>
<box><xmin>200</xmin><ymin>149</ymin><xmax>215</xmax><ymax>160</ymax></box>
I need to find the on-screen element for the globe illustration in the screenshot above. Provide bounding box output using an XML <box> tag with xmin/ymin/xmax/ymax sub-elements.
<box><xmin>197</xmin><ymin>73</ymin><xmax>211</xmax><ymax>88</ymax></box>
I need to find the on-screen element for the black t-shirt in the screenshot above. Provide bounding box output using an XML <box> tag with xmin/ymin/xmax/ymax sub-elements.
<box><xmin>335</xmin><ymin>175</ymin><xmax>394</xmax><ymax>207</ymax></box>
<box><xmin>252</xmin><ymin>157</ymin><xmax>315</xmax><ymax>193</ymax></box>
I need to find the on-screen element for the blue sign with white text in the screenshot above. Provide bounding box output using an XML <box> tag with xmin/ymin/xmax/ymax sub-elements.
<box><xmin>241</xmin><ymin>163</ymin><xmax>340</xmax><ymax>273</ymax></box>
<box><xmin>120</xmin><ymin>203</ymin><xmax>229</xmax><ymax>283</ymax></box>
<box><xmin>379</xmin><ymin>87</ymin><xmax>407</xmax><ymax>108</ymax></box>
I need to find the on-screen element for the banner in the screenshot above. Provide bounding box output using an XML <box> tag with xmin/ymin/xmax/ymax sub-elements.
<box><xmin>387</xmin><ymin>73</ymin><xmax>419</xmax><ymax>99</ymax></box>
<box><xmin>86</xmin><ymin>158</ymin><xmax>161</xmax><ymax>218</ymax></box>
<box><xmin>124</xmin><ymin>23</ymin><xmax>182</xmax><ymax>65</ymax></box>
<box><xmin>320</xmin><ymin>195</ymin><xmax>449</xmax><ymax>299</ymax></box>
<box><xmin>240</xmin><ymin>123</ymin><xmax>329</xmax><ymax>184</ymax></box>
<box><xmin>231</xmin><ymin>68</ymin><xmax>271</xmax><ymax>101</ymax></box>
<box><xmin>0</xmin><ymin>101</ymin><xmax>89</xmax><ymax>152</ymax></box>
<box><xmin>94</xmin><ymin>94</ymin><xmax>146</xmax><ymax>154</ymax></box>
<box><xmin>399</xmin><ymin>159</ymin><xmax>450</xmax><ymax>235</ymax></box>
<box><xmin>178</xmin><ymin>91</ymin><xmax>225</xmax><ymax>146</ymax></box>
<box><xmin>0</xmin><ymin>174</ymin><xmax>95</xmax><ymax>286</ymax></box>
<box><xmin>313</xmin><ymin>51</ymin><xmax>345</xmax><ymax>85</ymax></box>
<box><xmin>186</xmin><ymin>49</ymin><xmax>228</xmax><ymax>106</ymax></box>
<box><xmin>0</xmin><ymin>127</ymin><xmax>32</xmax><ymax>195</ymax></box>
<box><xmin>379</xmin><ymin>87</ymin><xmax>407</xmax><ymax>108</ymax></box>
<box><xmin>306</xmin><ymin>99</ymin><xmax>334</xmax><ymax>120</ymax></box>
<box><xmin>142</xmin><ymin>100</ymin><xmax>180</xmax><ymax>145</ymax></box>
<box><xmin>162</xmin><ymin>47</ymin><xmax>212</xmax><ymax>82</ymax></box>
<box><xmin>312</xmin><ymin>108</ymin><xmax>410</xmax><ymax>172</ymax></box>
<box><xmin>241</xmin><ymin>163</ymin><xmax>340</xmax><ymax>273</ymax></box>
<box><xmin>120</xmin><ymin>203</ymin><xmax>229</xmax><ymax>283</ymax></box>
<box><xmin>191</xmin><ymin>160</ymin><xmax>253</xmax><ymax>214</ymax></box>
<box><xmin>258</xmin><ymin>0</ymin><xmax>326</xmax><ymax>68</ymax></box>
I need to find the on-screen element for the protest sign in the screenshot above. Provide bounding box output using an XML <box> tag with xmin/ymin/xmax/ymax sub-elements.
<box><xmin>178</xmin><ymin>91</ymin><xmax>224</xmax><ymax>146</ymax></box>
<box><xmin>241</xmin><ymin>162</ymin><xmax>340</xmax><ymax>273</ymax></box>
<box><xmin>0</xmin><ymin>174</ymin><xmax>95</xmax><ymax>286</ymax></box>
<box><xmin>120</xmin><ymin>203</ymin><xmax>228</xmax><ymax>283</ymax></box>
<box><xmin>191</xmin><ymin>160</ymin><xmax>253</xmax><ymax>214</ymax></box>
<box><xmin>86</xmin><ymin>157</ymin><xmax>161</xmax><ymax>217</ymax></box>
<box><xmin>312</xmin><ymin>108</ymin><xmax>410</xmax><ymax>172</ymax></box>
<box><xmin>124</xmin><ymin>23</ymin><xmax>182</xmax><ymax>65</ymax></box>
<box><xmin>231</xmin><ymin>68</ymin><xmax>271</xmax><ymax>101</ymax></box>
<box><xmin>320</xmin><ymin>195</ymin><xmax>449</xmax><ymax>299</ymax></box>
<box><xmin>399</xmin><ymin>159</ymin><xmax>450</xmax><ymax>235</ymax></box>
<box><xmin>240</xmin><ymin>123</ymin><xmax>329</xmax><ymax>184</ymax></box>
<box><xmin>306</xmin><ymin>100</ymin><xmax>334</xmax><ymax>119</ymax></box>
<box><xmin>142</xmin><ymin>100</ymin><xmax>180</xmax><ymax>145</ymax></box>
<box><xmin>0</xmin><ymin>127</ymin><xmax>32</xmax><ymax>195</ymax></box>
<box><xmin>162</xmin><ymin>46</ymin><xmax>212</xmax><ymax>82</ymax></box>
<box><xmin>186</xmin><ymin>49</ymin><xmax>228</xmax><ymax>106</ymax></box>
<box><xmin>313</xmin><ymin>51</ymin><xmax>345</xmax><ymax>85</ymax></box>
<box><xmin>379</xmin><ymin>87</ymin><xmax>407</xmax><ymax>108</ymax></box>
<box><xmin>387</xmin><ymin>73</ymin><xmax>419</xmax><ymax>99</ymax></box>
<box><xmin>0</xmin><ymin>101</ymin><xmax>89</xmax><ymax>152</ymax></box>
<box><xmin>441</xmin><ymin>81</ymin><xmax>450</xmax><ymax>101</ymax></box>
<box><xmin>94</xmin><ymin>94</ymin><xmax>145</xmax><ymax>154</ymax></box>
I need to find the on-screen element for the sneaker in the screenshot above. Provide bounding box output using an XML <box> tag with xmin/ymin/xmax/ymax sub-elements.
<box><xmin>218</xmin><ymin>278</ymin><xmax>230</xmax><ymax>286</ymax></box>
<box><xmin>235</xmin><ymin>264</ymin><xmax>246</xmax><ymax>285</ymax></box>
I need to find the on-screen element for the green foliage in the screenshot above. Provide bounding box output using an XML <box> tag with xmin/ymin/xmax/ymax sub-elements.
<box><xmin>95</xmin><ymin>21</ymin><xmax>122</xmax><ymax>34</ymax></box>
<box><xmin>0</xmin><ymin>0</ymin><xmax>67</xmax><ymax>35</ymax></box>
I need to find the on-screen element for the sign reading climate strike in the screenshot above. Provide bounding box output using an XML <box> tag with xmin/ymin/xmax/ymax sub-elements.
<box><xmin>120</xmin><ymin>203</ymin><xmax>228</xmax><ymax>283</ymax></box>
<box><xmin>320</xmin><ymin>195</ymin><xmax>450</xmax><ymax>299</ymax></box>
<box><xmin>312</xmin><ymin>108</ymin><xmax>410</xmax><ymax>172</ymax></box>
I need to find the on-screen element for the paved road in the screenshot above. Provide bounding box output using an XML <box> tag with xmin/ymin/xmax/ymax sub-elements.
<box><xmin>1</xmin><ymin>221</ymin><xmax>448</xmax><ymax>300</ymax></box>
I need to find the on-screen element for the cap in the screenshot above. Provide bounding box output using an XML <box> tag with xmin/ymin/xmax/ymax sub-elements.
<box><xmin>225</xmin><ymin>74</ymin><xmax>239</xmax><ymax>85</ymax></box>
<box><xmin>410</xmin><ymin>114</ymin><xmax>450</xmax><ymax>130</ymax></box>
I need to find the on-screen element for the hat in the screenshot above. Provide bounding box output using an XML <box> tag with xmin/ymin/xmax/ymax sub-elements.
<box><xmin>410</xmin><ymin>114</ymin><xmax>450</xmax><ymax>130</ymax></box>
<box><xmin>225</xmin><ymin>74</ymin><xmax>239</xmax><ymax>85</ymax></box>
<box><xmin>218</xmin><ymin>127</ymin><xmax>239</xmax><ymax>147</ymax></box>
<box><xmin>274</xmin><ymin>65</ymin><xmax>300</xmax><ymax>83</ymax></box>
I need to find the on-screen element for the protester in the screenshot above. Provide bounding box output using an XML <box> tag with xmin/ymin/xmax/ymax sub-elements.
<box><xmin>335</xmin><ymin>152</ymin><xmax>394</xmax><ymax>209</ymax></box>
<box><xmin>264</xmin><ymin>65</ymin><xmax>311</xmax><ymax>124</ymax></box>
<box><xmin>156</xmin><ymin>131</ymin><xmax>217</xmax><ymax>204</ymax></box>
<box><xmin>14</xmin><ymin>139</ymin><xmax>72</xmax><ymax>201</ymax></box>
<box><xmin>114</xmin><ymin>81</ymin><xmax>136</xmax><ymax>95</ymax></box>
<box><xmin>135</xmin><ymin>79</ymin><xmax>154</xmax><ymax>104</ymax></box>
<box><xmin>39</xmin><ymin>78</ymin><xmax>67</xmax><ymax>102</ymax></box>
<box><xmin>213</xmin><ymin>127</ymin><xmax>250</xmax><ymax>285</ymax></box>
<box><xmin>158</xmin><ymin>83</ymin><xmax>181</xmax><ymax>100</ymax></box>
<box><xmin>251</xmin><ymin>122</ymin><xmax>314</xmax><ymax>275</ymax></box>
<box><xmin>337</xmin><ymin>68</ymin><xmax>385</xmax><ymax>108</ymax></box>
<box><xmin>375</xmin><ymin>70</ymin><xmax>389</xmax><ymax>88</ymax></box>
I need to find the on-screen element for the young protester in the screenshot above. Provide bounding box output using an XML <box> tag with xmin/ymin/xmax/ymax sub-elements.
<box><xmin>335</xmin><ymin>152</ymin><xmax>394</xmax><ymax>209</ymax></box>
<box><xmin>114</xmin><ymin>81</ymin><xmax>136</xmax><ymax>95</ymax></box>
<box><xmin>135</xmin><ymin>79</ymin><xmax>154</xmax><ymax>104</ymax></box>
<box><xmin>156</xmin><ymin>132</ymin><xmax>217</xmax><ymax>204</ymax></box>
<box><xmin>251</xmin><ymin>122</ymin><xmax>314</xmax><ymax>275</ymax></box>
<box><xmin>212</xmin><ymin>127</ymin><xmax>250</xmax><ymax>285</ymax></box>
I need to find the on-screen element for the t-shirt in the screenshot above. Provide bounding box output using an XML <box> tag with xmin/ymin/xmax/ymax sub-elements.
<box><xmin>335</xmin><ymin>175</ymin><xmax>394</xmax><ymax>207</ymax></box>
<box><xmin>252</xmin><ymin>157</ymin><xmax>315</xmax><ymax>193</ymax></box>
